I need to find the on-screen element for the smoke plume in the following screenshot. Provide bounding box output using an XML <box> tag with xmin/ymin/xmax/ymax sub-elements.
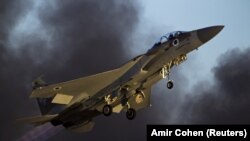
<box><xmin>172</xmin><ymin>47</ymin><xmax>250</xmax><ymax>124</ymax></box>
<box><xmin>1</xmin><ymin>0</ymin><xmax>250</xmax><ymax>140</ymax></box>
<box><xmin>0</xmin><ymin>0</ymin><xmax>142</xmax><ymax>140</ymax></box>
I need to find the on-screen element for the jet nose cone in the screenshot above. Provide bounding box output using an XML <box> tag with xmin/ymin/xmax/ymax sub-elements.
<box><xmin>197</xmin><ymin>25</ymin><xmax>224</xmax><ymax>43</ymax></box>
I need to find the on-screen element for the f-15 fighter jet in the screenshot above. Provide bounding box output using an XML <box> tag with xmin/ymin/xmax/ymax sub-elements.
<box><xmin>21</xmin><ymin>25</ymin><xmax>224</xmax><ymax>132</ymax></box>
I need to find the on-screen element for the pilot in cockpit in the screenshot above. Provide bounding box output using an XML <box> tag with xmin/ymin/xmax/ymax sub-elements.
<box><xmin>151</xmin><ymin>31</ymin><xmax>184</xmax><ymax>49</ymax></box>
<box><xmin>168</xmin><ymin>34</ymin><xmax>174</xmax><ymax>40</ymax></box>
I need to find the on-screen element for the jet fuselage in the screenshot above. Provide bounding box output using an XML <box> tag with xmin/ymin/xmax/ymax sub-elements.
<box><xmin>24</xmin><ymin>26</ymin><xmax>224</xmax><ymax>132</ymax></box>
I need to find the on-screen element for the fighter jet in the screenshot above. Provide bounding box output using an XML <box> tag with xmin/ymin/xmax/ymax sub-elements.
<box><xmin>20</xmin><ymin>25</ymin><xmax>224</xmax><ymax>132</ymax></box>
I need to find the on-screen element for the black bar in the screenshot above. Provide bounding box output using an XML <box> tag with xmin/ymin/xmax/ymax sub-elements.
<box><xmin>147</xmin><ymin>125</ymin><xmax>250</xmax><ymax>141</ymax></box>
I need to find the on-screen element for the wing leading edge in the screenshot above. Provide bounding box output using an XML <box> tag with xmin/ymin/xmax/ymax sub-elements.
<box><xmin>30</xmin><ymin>56</ymin><xmax>143</xmax><ymax>106</ymax></box>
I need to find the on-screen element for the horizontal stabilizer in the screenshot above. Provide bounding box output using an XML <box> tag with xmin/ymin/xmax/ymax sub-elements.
<box><xmin>17</xmin><ymin>114</ymin><xmax>58</xmax><ymax>126</ymax></box>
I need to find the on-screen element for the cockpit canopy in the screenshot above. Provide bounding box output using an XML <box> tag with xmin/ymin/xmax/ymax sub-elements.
<box><xmin>159</xmin><ymin>31</ymin><xmax>183</xmax><ymax>44</ymax></box>
<box><xmin>151</xmin><ymin>31</ymin><xmax>185</xmax><ymax>49</ymax></box>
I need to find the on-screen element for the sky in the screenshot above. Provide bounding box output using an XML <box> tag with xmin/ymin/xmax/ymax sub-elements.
<box><xmin>0</xmin><ymin>0</ymin><xmax>250</xmax><ymax>141</ymax></box>
<box><xmin>134</xmin><ymin>0</ymin><xmax>250</xmax><ymax>84</ymax></box>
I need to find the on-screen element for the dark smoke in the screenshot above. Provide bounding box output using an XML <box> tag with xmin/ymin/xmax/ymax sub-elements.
<box><xmin>0</xmin><ymin>0</ymin><xmax>30</xmax><ymax>40</ymax></box>
<box><xmin>0</xmin><ymin>0</ymin><xmax>143</xmax><ymax>140</ymax></box>
<box><xmin>174</xmin><ymin>47</ymin><xmax>250</xmax><ymax>124</ymax></box>
<box><xmin>1</xmin><ymin>0</ymin><xmax>250</xmax><ymax>140</ymax></box>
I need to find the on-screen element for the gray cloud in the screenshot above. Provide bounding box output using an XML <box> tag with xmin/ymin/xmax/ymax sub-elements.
<box><xmin>0</xmin><ymin>0</ymin><xmax>31</xmax><ymax>40</ymax></box>
<box><xmin>1</xmin><ymin>0</ymin><xmax>250</xmax><ymax>140</ymax></box>
<box><xmin>0</xmin><ymin>0</ymin><xmax>142</xmax><ymax>140</ymax></box>
<box><xmin>173</xmin><ymin>47</ymin><xmax>250</xmax><ymax>124</ymax></box>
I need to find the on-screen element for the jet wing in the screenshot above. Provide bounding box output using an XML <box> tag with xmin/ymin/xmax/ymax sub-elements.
<box><xmin>30</xmin><ymin>56</ymin><xmax>143</xmax><ymax>106</ymax></box>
